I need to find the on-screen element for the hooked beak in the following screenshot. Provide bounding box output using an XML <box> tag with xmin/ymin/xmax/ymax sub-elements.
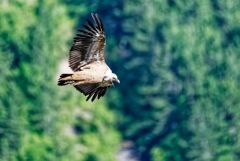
<box><xmin>114</xmin><ymin>79</ymin><xmax>120</xmax><ymax>84</ymax></box>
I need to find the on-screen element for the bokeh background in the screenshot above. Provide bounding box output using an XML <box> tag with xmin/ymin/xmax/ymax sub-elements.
<box><xmin>1</xmin><ymin>0</ymin><xmax>240</xmax><ymax>161</ymax></box>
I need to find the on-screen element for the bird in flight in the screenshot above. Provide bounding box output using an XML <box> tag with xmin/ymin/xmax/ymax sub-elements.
<box><xmin>58</xmin><ymin>13</ymin><xmax>120</xmax><ymax>102</ymax></box>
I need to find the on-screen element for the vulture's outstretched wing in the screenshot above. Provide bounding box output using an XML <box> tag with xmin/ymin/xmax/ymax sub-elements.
<box><xmin>69</xmin><ymin>13</ymin><xmax>105</xmax><ymax>71</ymax></box>
<box><xmin>74</xmin><ymin>84</ymin><xmax>108</xmax><ymax>102</ymax></box>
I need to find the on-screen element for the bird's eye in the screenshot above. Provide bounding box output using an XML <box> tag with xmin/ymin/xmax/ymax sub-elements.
<box><xmin>103</xmin><ymin>76</ymin><xmax>109</xmax><ymax>81</ymax></box>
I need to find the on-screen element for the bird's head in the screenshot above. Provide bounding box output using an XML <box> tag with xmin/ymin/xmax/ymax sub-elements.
<box><xmin>111</xmin><ymin>73</ymin><xmax>120</xmax><ymax>84</ymax></box>
<box><xmin>103</xmin><ymin>73</ymin><xmax>120</xmax><ymax>85</ymax></box>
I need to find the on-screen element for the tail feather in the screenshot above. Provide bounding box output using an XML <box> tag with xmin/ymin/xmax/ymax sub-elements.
<box><xmin>59</xmin><ymin>74</ymin><xmax>72</xmax><ymax>78</ymax></box>
<box><xmin>58</xmin><ymin>74</ymin><xmax>73</xmax><ymax>86</ymax></box>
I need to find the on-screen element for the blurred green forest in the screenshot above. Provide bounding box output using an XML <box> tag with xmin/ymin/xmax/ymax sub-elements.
<box><xmin>1</xmin><ymin>0</ymin><xmax>240</xmax><ymax>161</ymax></box>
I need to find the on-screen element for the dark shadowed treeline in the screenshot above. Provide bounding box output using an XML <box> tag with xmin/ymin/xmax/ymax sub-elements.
<box><xmin>104</xmin><ymin>1</ymin><xmax>240</xmax><ymax>161</ymax></box>
<box><xmin>1</xmin><ymin>0</ymin><xmax>240</xmax><ymax>161</ymax></box>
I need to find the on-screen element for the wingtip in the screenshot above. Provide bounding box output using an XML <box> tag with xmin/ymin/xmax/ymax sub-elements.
<box><xmin>90</xmin><ymin>12</ymin><xmax>103</xmax><ymax>32</ymax></box>
<box><xmin>91</xmin><ymin>12</ymin><xmax>96</xmax><ymax>19</ymax></box>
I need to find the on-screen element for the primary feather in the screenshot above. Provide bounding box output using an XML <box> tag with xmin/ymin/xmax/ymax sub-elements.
<box><xmin>69</xmin><ymin>13</ymin><xmax>105</xmax><ymax>71</ymax></box>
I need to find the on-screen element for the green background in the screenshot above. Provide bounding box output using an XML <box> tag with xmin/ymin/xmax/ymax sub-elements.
<box><xmin>1</xmin><ymin>0</ymin><xmax>240</xmax><ymax>161</ymax></box>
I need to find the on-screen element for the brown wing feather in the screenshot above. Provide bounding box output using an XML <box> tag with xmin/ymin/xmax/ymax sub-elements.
<box><xmin>69</xmin><ymin>13</ymin><xmax>106</xmax><ymax>71</ymax></box>
<box><xmin>74</xmin><ymin>84</ymin><xmax>99</xmax><ymax>96</ymax></box>
<box><xmin>74</xmin><ymin>84</ymin><xmax>108</xmax><ymax>102</ymax></box>
<box><xmin>86</xmin><ymin>87</ymin><xmax>108</xmax><ymax>102</ymax></box>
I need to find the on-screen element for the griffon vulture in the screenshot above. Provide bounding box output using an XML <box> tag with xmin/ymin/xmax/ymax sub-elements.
<box><xmin>58</xmin><ymin>13</ymin><xmax>120</xmax><ymax>102</ymax></box>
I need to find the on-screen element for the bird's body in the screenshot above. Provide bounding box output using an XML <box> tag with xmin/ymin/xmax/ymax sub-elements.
<box><xmin>58</xmin><ymin>13</ymin><xmax>119</xmax><ymax>101</ymax></box>
<box><xmin>59</xmin><ymin>61</ymin><xmax>112</xmax><ymax>85</ymax></box>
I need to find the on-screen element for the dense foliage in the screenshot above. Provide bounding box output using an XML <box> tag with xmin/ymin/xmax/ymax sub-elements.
<box><xmin>62</xmin><ymin>0</ymin><xmax>240</xmax><ymax>161</ymax></box>
<box><xmin>0</xmin><ymin>1</ymin><xmax>119</xmax><ymax>161</ymax></box>
<box><xmin>108</xmin><ymin>1</ymin><xmax>240</xmax><ymax>161</ymax></box>
<box><xmin>1</xmin><ymin>0</ymin><xmax>240</xmax><ymax>161</ymax></box>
